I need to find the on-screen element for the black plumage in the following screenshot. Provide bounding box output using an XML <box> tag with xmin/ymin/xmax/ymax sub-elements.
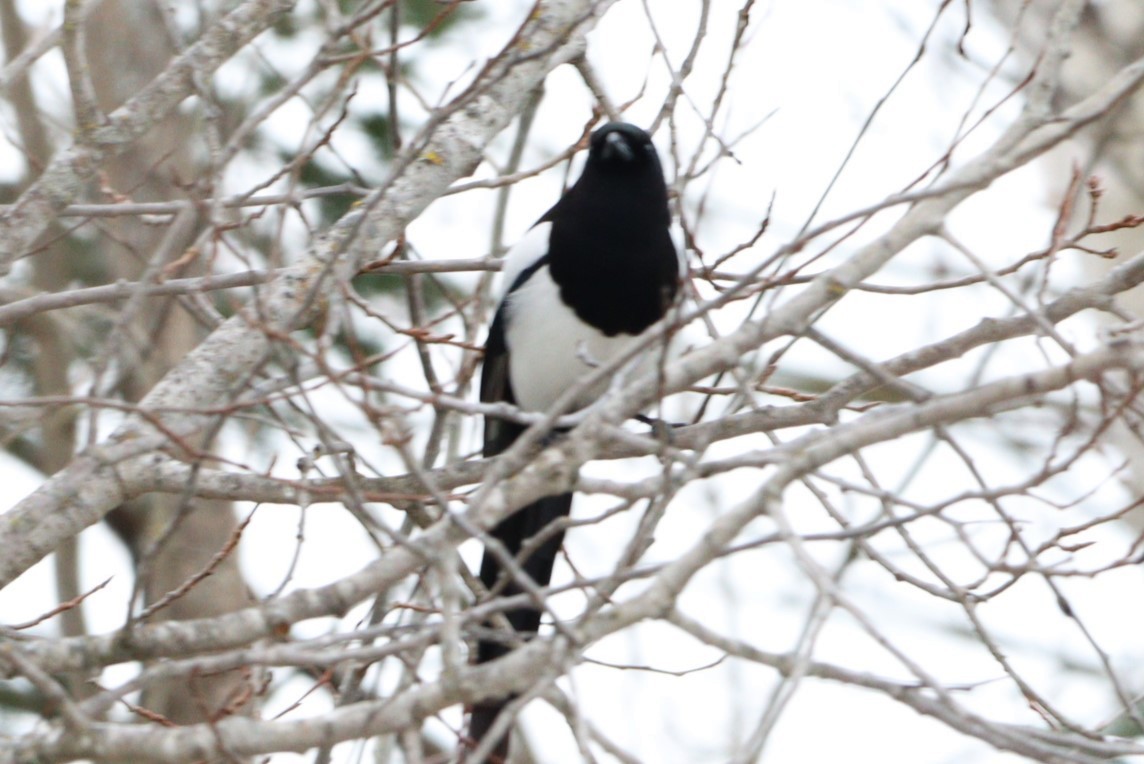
<box><xmin>468</xmin><ymin>122</ymin><xmax>679</xmax><ymax>761</ymax></box>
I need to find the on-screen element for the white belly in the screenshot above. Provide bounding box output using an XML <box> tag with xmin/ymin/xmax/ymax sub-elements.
<box><xmin>504</xmin><ymin>265</ymin><xmax>641</xmax><ymax>412</ymax></box>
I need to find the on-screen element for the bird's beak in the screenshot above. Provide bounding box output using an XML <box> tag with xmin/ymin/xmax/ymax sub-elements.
<box><xmin>601</xmin><ymin>131</ymin><xmax>634</xmax><ymax>162</ymax></box>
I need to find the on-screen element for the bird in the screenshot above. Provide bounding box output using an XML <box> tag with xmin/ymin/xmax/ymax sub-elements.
<box><xmin>467</xmin><ymin>122</ymin><xmax>681</xmax><ymax>761</ymax></box>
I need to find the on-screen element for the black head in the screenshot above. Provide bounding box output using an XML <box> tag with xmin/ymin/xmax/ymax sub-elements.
<box><xmin>542</xmin><ymin>121</ymin><xmax>670</xmax><ymax>227</ymax></box>
<box><xmin>540</xmin><ymin>122</ymin><xmax>677</xmax><ymax>337</ymax></box>
<box><xmin>587</xmin><ymin>122</ymin><xmax>662</xmax><ymax>172</ymax></box>
<box><xmin>560</xmin><ymin>121</ymin><xmax>669</xmax><ymax>228</ymax></box>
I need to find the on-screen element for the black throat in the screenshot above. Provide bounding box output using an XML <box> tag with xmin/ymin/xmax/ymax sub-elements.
<box><xmin>543</xmin><ymin>167</ymin><xmax>678</xmax><ymax>337</ymax></box>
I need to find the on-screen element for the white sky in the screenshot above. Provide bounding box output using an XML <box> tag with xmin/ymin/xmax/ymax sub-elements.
<box><xmin>2</xmin><ymin>1</ymin><xmax>1143</xmax><ymax>763</ymax></box>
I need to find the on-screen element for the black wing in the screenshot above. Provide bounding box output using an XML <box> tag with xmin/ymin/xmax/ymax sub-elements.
<box><xmin>479</xmin><ymin>303</ymin><xmax>524</xmax><ymax>458</ymax></box>
<box><xmin>479</xmin><ymin>254</ymin><xmax>552</xmax><ymax>456</ymax></box>
<box><xmin>470</xmin><ymin>254</ymin><xmax>573</xmax><ymax>759</ymax></box>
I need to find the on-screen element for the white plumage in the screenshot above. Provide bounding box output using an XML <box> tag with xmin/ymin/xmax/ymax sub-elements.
<box><xmin>502</xmin><ymin>256</ymin><xmax>645</xmax><ymax>411</ymax></box>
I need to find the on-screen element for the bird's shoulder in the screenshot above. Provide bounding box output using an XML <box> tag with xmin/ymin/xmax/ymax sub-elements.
<box><xmin>498</xmin><ymin>220</ymin><xmax>554</xmax><ymax>302</ymax></box>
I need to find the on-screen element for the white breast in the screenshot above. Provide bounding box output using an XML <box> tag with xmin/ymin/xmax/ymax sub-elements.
<box><xmin>499</xmin><ymin>222</ymin><xmax>553</xmax><ymax>299</ymax></box>
<box><xmin>502</xmin><ymin>264</ymin><xmax>642</xmax><ymax>412</ymax></box>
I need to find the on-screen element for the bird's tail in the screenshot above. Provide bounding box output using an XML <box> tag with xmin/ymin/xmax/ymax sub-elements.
<box><xmin>467</xmin><ymin>491</ymin><xmax>574</xmax><ymax>762</ymax></box>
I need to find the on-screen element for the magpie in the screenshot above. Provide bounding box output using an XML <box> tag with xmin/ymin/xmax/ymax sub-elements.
<box><xmin>467</xmin><ymin>122</ymin><xmax>681</xmax><ymax>760</ymax></box>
